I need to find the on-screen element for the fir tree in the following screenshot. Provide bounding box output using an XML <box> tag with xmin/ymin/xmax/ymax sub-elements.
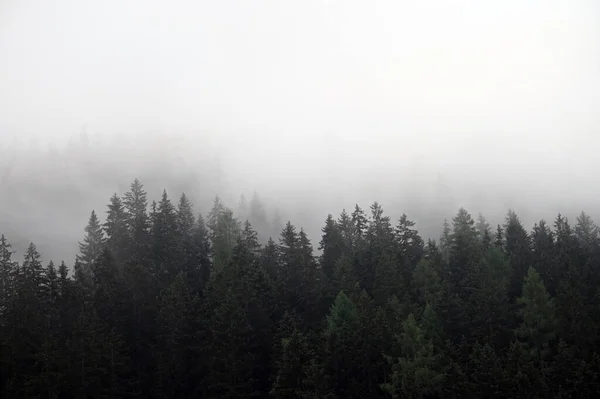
<box><xmin>77</xmin><ymin>210</ymin><xmax>105</xmax><ymax>274</ymax></box>
<box><xmin>516</xmin><ymin>267</ymin><xmax>557</xmax><ymax>370</ymax></box>
<box><xmin>151</xmin><ymin>189</ymin><xmax>180</xmax><ymax>282</ymax></box>
<box><xmin>504</xmin><ymin>210</ymin><xmax>532</xmax><ymax>299</ymax></box>
<box><xmin>271</xmin><ymin>329</ymin><xmax>312</xmax><ymax>399</ymax></box>
<box><xmin>123</xmin><ymin>178</ymin><xmax>150</xmax><ymax>264</ymax></box>
<box><xmin>382</xmin><ymin>313</ymin><xmax>445</xmax><ymax>398</ymax></box>
<box><xmin>104</xmin><ymin>193</ymin><xmax>130</xmax><ymax>264</ymax></box>
<box><xmin>319</xmin><ymin>214</ymin><xmax>344</xmax><ymax>280</ymax></box>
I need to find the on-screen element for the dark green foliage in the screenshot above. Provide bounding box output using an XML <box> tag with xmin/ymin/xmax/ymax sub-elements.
<box><xmin>382</xmin><ymin>313</ymin><xmax>445</xmax><ymax>398</ymax></box>
<box><xmin>516</xmin><ymin>267</ymin><xmax>557</xmax><ymax>364</ymax></box>
<box><xmin>504</xmin><ymin>210</ymin><xmax>532</xmax><ymax>299</ymax></box>
<box><xmin>2</xmin><ymin>182</ymin><xmax>600</xmax><ymax>398</ymax></box>
<box><xmin>123</xmin><ymin>178</ymin><xmax>150</xmax><ymax>264</ymax></box>
<box><xmin>150</xmin><ymin>189</ymin><xmax>180</xmax><ymax>282</ymax></box>
<box><xmin>319</xmin><ymin>214</ymin><xmax>344</xmax><ymax>280</ymax></box>
<box><xmin>156</xmin><ymin>272</ymin><xmax>202</xmax><ymax>398</ymax></box>
<box><xmin>104</xmin><ymin>193</ymin><xmax>130</xmax><ymax>264</ymax></box>
<box><xmin>271</xmin><ymin>329</ymin><xmax>312</xmax><ymax>399</ymax></box>
<box><xmin>77</xmin><ymin>209</ymin><xmax>106</xmax><ymax>274</ymax></box>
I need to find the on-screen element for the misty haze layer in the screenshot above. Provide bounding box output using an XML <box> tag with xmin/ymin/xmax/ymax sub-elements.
<box><xmin>1</xmin><ymin>0</ymin><xmax>599</xmax><ymax>261</ymax></box>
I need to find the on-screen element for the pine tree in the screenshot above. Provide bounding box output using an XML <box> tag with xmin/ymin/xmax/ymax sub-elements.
<box><xmin>470</xmin><ymin>247</ymin><xmax>511</xmax><ymax>347</ymax></box>
<box><xmin>337</xmin><ymin>209</ymin><xmax>354</xmax><ymax>252</ymax></box>
<box><xmin>381</xmin><ymin>313</ymin><xmax>445</xmax><ymax>398</ymax></box>
<box><xmin>494</xmin><ymin>224</ymin><xmax>504</xmax><ymax>249</ymax></box>
<box><xmin>278</xmin><ymin>222</ymin><xmax>302</xmax><ymax>312</ymax></box>
<box><xmin>211</xmin><ymin>207</ymin><xmax>240</xmax><ymax>273</ymax></box>
<box><xmin>10</xmin><ymin>243</ymin><xmax>47</xmax><ymax>396</ymax></box>
<box><xmin>156</xmin><ymin>272</ymin><xmax>202</xmax><ymax>398</ymax></box>
<box><xmin>351</xmin><ymin>204</ymin><xmax>368</xmax><ymax>240</ymax></box>
<box><xmin>504</xmin><ymin>210</ymin><xmax>532</xmax><ymax>299</ymax></box>
<box><xmin>177</xmin><ymin>193</ymin><xmax>196</xmax><ymax>238</ymax></box>
<box><xmin>367</xmin><ymin>202</ymin><xmax>400</xmax><ymax>304</ymax></box>
<box><xmin>0</xmin><ymin>234</ymin><xmax>16</xmax><ymax>318</ymax></box>
<box><xmin>395</xmin><ymin>213</ymin><xmax>424</xmax><ymax>289</ymax></box>
<box><xmin>466</xmin><ymin>342</ymin><xmax>505</xmax><ymax>397</ymax></box>
<box><xmin>441</xmin><ymin>208</ymin><xmax>481</xmax><ymax>342</ymax></box>
<box><xmin>77</xmin><ymin>210</ymin><xmax>105</xmax><ymax>275</ymax></box>
<box><xmin>531</xmin><ymin>220</ymin><xmax>556</xmax><ymax>294</ymax></box>
<box><xmin>412</xmin><ymin>258</ymin><xmax>442</xmax><ymax>311</ymax></box>
<box><xmin>476</xmin><ymin>213</ymin><xmax>492</xmax><ymax>249</ymax></box>
<box><xmin>151</xmin><ymin>189</ymin><xmax>180</xmax><ymax>282</ymax></box>
<box><xmin>190</xmin><ymin>214</ymin><xmax>212</xmax><ymax>291</ymax></box>
<box><xmin>319</xmin><ymin>214</ymin><xmax>344</xmax><ymax>280</ymax></box>
<box><xmin>516</xmin><ymin>267</ymin><xmax>557</xmax><ymax>370</ymax></box>
<box><xmin>271</xmin><ymin>329</ymin><xmax>312</xmax><ymax>399</ymax></box>
<box><xmin>104</xmin><ymin>193</ymin><xmax>130</xmax><ymax>264</ymax></box>
<box><xmin>323</xmin><ymin>291</ymin><xmax>361</xmax><ymax>398</ymax></box>
<box><xmin>0</xmin><ymin>235</ymin><xmax>17</xmax><ymax>395</ymax></box>
<box><xmin>298</xmin><ymin>229</ymin><xmax>323</xmax><ymax>328</ymax></box>
<box><xmin>123</xmin><ymin>178</ymin><xmax>150</xmax><ymax>264</ymax></box>
<box><xmin>439</xmin><ymin>218</ymin><xmax>452</xmax><ymax>264</ymax></box>
<box><xmin>332</xmin><ymin>254</ymin><xmax>359</xmax><ymax>298</ymax></box>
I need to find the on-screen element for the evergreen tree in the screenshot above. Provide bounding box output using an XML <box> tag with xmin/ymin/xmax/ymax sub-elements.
<box><xmin>476</xmin><ymin>213</ymin><xmax>492</xmax><ymax>249</ymax></box>
<box><xmin>0</xmin><ymin>234</ymin><xmax>16</xmax><ymax>318</ymax></box>
<box><xmin>382</xmin><ymin>313</ymin><xmax>445</xmax><ymax>398</ymax></box>
<box><xmin>211</xmin><ymin>207</ymin><xmax>240</xmax><ymax>272</ymax></box>
<box><xmin>367</xmin><ymin>202</ymin><xmax>400</xmax><ymax>305</ymax></box>
<box><xmin>412</xmin><ymin>258</ymin><xmax>442</xmax><ymax>311</ymax></box>
<box><xmin>104</xmin><ymin>193</ymin><xmax>130</xmax><ymax>264</ymax></box>
<box><xmin>439</xmin><ymin>218</ymin><xmax>451</xmax><ymax>264</ymax></box>
<box><xmin>271</xmin><ymin>329</ymin><xmax>312</xmax><ymax>399</ymax></box>
<box><xmin>150</xmin><ymin>189</ymin><xmax>180</xmax><ymax>282</ymax></box>
<box><xmin>466</xmin><ymin>342</ymin><xmax>505</xmax><ymax>397</ymax></box>
<box><xmin>190</xmin><ymin>214</ymin><xmax>212</xmax><ymax>291</ymax></box>
<box><xmin>156</xmin><ymin>272</ymin><xmax>202</xmax><ymax>398</ymax></box>
<box><xmin>395</xmin><ymin>213</ymin><xmax>424</xmax><ymax>289</ymax></box>
<box><xmin>177</xmin><ymin>192</ymin><xmax>196</xmax><ymax>239</ymax></box>
<box><xmin>516</xmin><ymin>267</ymin><xmax>557</xmax><ymax>372</ymax></box>
<box><xmin>322</xmin><ymin>291</ymin><xmax>361</xmax><ymax>398</ymax></box>
<box><xmin>504</xmin><ymin>210</ymin><xmax>532</xmax><ymax>299</ymax></box>
<box><xmin>351</xmin><ymin>204</ymin><xmax>368</xmax><ymax>240</ymax></box>
<box><xmin>494</xmin><ymin>224</ymin><xmax>504</xmax><ymax>249</ymax></box>
<box><xmin>77</xmin><ymin>210</ymin><xmax>105</xmax><ymax>274</ymax></box>
<box><xmin>319</xmin><ymin>214</ymin><xmax>344</xmax><ymax>280</ymax></box>
<box><xmin>123</xmin><ymin>178</ymin><xmax>150</xmax><ymax>264</ymax></box>
<box><xmin>332</xmin><ymin>254</ymin><xmax>359</xmax><ymax>298</ymax></box>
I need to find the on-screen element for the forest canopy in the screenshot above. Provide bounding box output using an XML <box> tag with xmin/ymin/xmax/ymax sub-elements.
<box><xmin>1</xmin><ymin>177</ymin><xmax>600</xmax><ymax>398</ymax></box>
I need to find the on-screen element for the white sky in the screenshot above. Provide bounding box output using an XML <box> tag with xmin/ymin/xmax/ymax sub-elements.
<box><xmin>1</xmin><ymin>0</ymin><xmax>599</xmax><ymax>216</ymax></box>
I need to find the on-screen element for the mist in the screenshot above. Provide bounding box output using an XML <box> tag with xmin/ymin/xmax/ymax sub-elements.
<box><xmin>1</xmin><ymin>0</ymin><xmax>599</xmax><ymax>263</ymax></box>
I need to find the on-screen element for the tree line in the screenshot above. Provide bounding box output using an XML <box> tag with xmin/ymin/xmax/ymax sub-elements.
<box><xmin>1</xmin><ymin>178</ymin><xmax>600</xmax><ymax>398</ymax></box>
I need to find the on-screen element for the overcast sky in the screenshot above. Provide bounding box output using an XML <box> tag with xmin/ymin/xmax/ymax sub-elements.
<box><xmin>1</xmin><ymin>0</ymin><xmax>600</xmax><ymax>245</ymax></box>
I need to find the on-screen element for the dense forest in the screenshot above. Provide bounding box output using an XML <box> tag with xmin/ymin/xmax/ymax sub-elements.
<box><xmin>2</xmin><ymin>178</ymin><xmax>600</xmax><ymax>398</ymax></box>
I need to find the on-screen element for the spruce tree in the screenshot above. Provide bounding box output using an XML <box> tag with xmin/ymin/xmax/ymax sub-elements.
<box><xmin>319</xmin><ymin>214</ymin><xmax>344</xmax><ymax>280</ymax></box>
<box><xmin>104</xmin><ymin>193</ymin><xmax>130</xmax><ymax>264</ymax></box>
<box><xmin>271</xmin><ymin>329</ymin><xmax>312</xmax><ymax>399</ymax></box>
<box><xmin>516</xmin><ymin>267</ymin><xmax>557</xmax><ymax>370</ymax></box>
<box><xmin>150</xmin><ymin>189</ymin><xmax>180</xmax><ymax>282</ymax></box>
<box><xmin>504</xmin><ymin>210</ymin><xmax>532</xmax><ymax>299</ymax></box>
<box><xmin>156</xmin><ymin>272</ymin><xmax>202</xmax><ymax>398</ymax></box>
<box><xmin>382</xmin><ymin>313</ymin><xmax>445</xmax><ymax>398</ymax></box>
<box><xmin>323</xmin><ymin>291</ymin><xmax>361</xmax><ymax>398</ymax></box>
<box><xmin>77</xmin><ymin>210</ymin><xmax>105</xmax><ymax>274</ymax></box>
<box><xmin>0</xmin><ymin>234</ymin><xmax>16</xmax><ymax>318</ymax></box>
<box><xmin>123</xmin><ymin>178</ymin><xmax>150</xmax><ymax>264</ymax></box>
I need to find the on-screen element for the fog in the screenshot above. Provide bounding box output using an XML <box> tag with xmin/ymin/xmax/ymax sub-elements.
<box><xmin>1</xmin><ymin>0</ymin><xmax>599</xmax><ymax>262</ymax></box>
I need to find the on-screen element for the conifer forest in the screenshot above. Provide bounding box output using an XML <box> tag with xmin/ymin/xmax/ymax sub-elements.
<box><xmin>2</xmin><ymin>177</ymin><xmax>600</xmax><ymax>398</ymax></box>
